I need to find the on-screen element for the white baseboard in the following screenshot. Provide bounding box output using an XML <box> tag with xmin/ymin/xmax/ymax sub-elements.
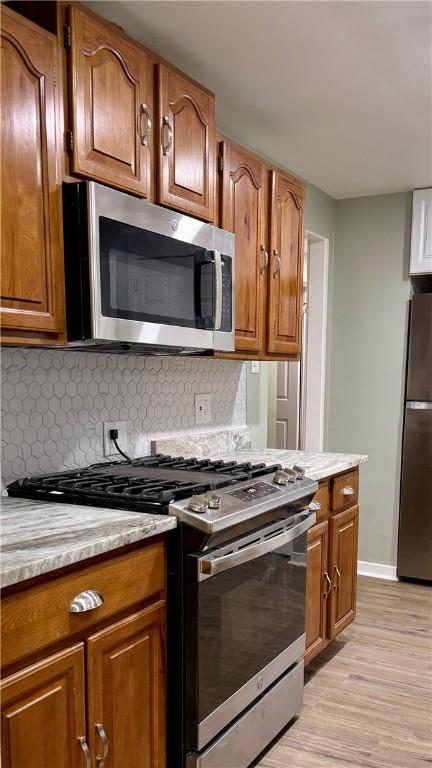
<box><xmin>357</xmin><ymin>561</ymin><xmax>398</xmax><ymax>581</ymax></box>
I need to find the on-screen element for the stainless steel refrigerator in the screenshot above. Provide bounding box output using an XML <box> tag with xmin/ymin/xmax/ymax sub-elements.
<box><xmin>398</xmin><ymin>293</ymin><xmax>432</xmax><ymax>581</ymax></box>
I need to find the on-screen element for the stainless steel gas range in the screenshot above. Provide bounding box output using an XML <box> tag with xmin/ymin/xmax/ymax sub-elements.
<box><xmin>8</xmin><ymin>455</ymin><xmax>318</xmax><ymax>768</ymax></box>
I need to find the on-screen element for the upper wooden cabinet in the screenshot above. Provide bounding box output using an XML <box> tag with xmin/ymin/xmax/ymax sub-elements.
<box><xmin>157</xmin><ymin>63</ymin><xmax>215</xmax><ymax>221</ymax></box>
<box><xmin>0</xmin><ymin>6</ymin><xmax>65</xmax><ymax>345</ymax></box>
<box><xmin>66</xmin><ymin>4</ymin><xmax>152</xmax><ymax>197</ymax></box>
<box><xmin>1</xmin><ymin>644</ymin><xmax>86</xmax><ymax>768</ymax></box>
<box><xmin>219</xmin><ymin>140</ymin><xmax>267</xmax><ymax>352</ymax></box>
<box><xmin>267</xmin><ymin>170</ymin><xmax>304</xmax><ymax>356</ymax></box>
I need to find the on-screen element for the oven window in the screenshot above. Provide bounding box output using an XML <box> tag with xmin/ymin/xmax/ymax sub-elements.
<box><xmin>195</xmin><ymin>534</ymin><xmax>306</xmax><ymax>727</ymax></box>
<box><xmin>99</xmin><ymin>217</ymin><xmax>214</xmax><ymax>328</ymax></box>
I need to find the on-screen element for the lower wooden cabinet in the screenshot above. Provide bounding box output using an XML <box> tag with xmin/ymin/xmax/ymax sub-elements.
<box><xmin>1</xmin><ymin>542</ymin><xmax>167</xmax><ymax>768</ymax></box>
<box><xmin>329</xmin><ymin>505</ymin><xmax>359</xmax><ymax>639</ymax></box>
<box><xmin>305</xmin><ymin>472</ymin><xmax>360</xmax><ymax>664</ymax></box>
<box><xmin>87</xmin><ymin>603</ymin><xmax>166</xmax><ymax>768</ymax></box>
<box><xmin>1</xmin><ymin>644</ymin><xmax>86</xmax><ymax>768</ymax></box>
<box><xmin>305</xmin><ymin>520</ymin><xmax>330</xmax><ymax>663</ymax></box>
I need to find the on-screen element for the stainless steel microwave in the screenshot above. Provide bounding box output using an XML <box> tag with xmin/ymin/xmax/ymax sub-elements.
<box><xmin>62</xmin><ymin>182</ymin><xmax>235</xmax><ymax>354</ymax></box>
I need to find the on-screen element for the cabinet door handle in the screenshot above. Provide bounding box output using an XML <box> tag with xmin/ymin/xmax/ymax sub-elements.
<box><xmin>139</xmin><ymin>103</ymin><xmax>152</xmax><ymax>146</ymax></box>
<box><xmin>272</xmin><ymin>249</ymin><xmax>281</xmax><ymax>278</ymax></box>
<box><xmin>260</xmin><ymin>245</ymin><xmax>269</xmax><ymax>274</ymax></box>
<box><xmin>95</xmin><ymin>723</ymin><xmax>109</xmax><ymax>768</ymax></box>
<box><xmin>78</xmin><ymin>736</ymin><xmax>91</xmax><ymax>768</ymax></box>
<box><xmin>323</xmin><ymin>571</ymin><xmax>332</xmax><ymax>597</ymax></box>
<box><xmin>333</xmin><ymin>565</ymin><xmax>341</xmax><ymax>591</ymax></box>
<box><xmin>69</xmin><ymin>589</ymin><xmax>104</xmax><ymax>613</ymax></box>
<box><xmin>161</xmin><ymin>116</ymin><xmax>173</xmax><ymax>155</ymax></box>
<box><xmin>342</xmin><ymin>486</ymin><xmax>355</xmax><ymax>496</ymax></box>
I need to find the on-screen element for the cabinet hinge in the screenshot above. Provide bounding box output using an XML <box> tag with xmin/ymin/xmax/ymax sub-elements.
<box><xmin>64</xmin><ymin>24</ymin><xmax>71</xmax><ymax>51</ymax></box>
<box><xmin>66</xmin><ymin>129</ymin><xmax>74</xmax><ymax>154</ymax></box>
<box><xmin>53</xmin><ymin>66</ymin><xmax>57</xmax><ymax>87</ymax></box>
<box><xmin>217</xmin><ymin>154</ymin><xmax>224</xmax><ymax>173</ymax></box>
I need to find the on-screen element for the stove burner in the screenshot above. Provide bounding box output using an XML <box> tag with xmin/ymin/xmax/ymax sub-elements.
<box><xmin>7</xmin><ymin>455</ymin><xmax>282</xmax><ymax>513</ymax></box>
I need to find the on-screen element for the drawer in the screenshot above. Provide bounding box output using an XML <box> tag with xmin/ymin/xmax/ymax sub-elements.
<box><xmin>1</xmin><ymin>542</ymin><xmax>164</xmax><ymax>668</ymax></box>
<box><xmin>310</xmin><ymin>482</ymin><xmax>329</xmax><ymax>523</ymax></box>
<box><xmin>331</xmin><ymin>469</ymin><xmax>359</xmax><ymax>512</ymax></box>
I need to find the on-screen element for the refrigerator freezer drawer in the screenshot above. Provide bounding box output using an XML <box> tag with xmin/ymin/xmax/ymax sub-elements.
<box><xmin>398</xmin><ymin>404</ymin><xmax>432</xmax><ymax>581</ymax></box>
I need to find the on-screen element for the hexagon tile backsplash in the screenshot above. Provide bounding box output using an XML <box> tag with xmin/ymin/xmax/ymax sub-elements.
<box><xmin>1</xmin><ymin>349</ymin><xmax>246</xmax><ymax>482</ymax></box>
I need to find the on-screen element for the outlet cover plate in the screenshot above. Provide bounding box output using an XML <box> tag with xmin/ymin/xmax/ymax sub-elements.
<box><xmin>195</xmin><ymin>394</ymin><xmax>211</xmax><ymax>425</ymax></box>
<box><xmin>103</xmin><ymin>420</ymin><xmax>128</xmax><ymax>458</ymax></box>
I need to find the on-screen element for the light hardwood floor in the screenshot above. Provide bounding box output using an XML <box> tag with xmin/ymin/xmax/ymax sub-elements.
<box><xmin>255</xmin><ymin>576</ymin><xmax>432</xmax><ymax>768</ymax></box>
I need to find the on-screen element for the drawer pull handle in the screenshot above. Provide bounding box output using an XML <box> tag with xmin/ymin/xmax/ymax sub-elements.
<box><xmin>323</xmin><ymin>571</ymin><xmax>332</xmax><ymax>597</ymax></box>
<box><xmin>308</xmin><ymin>501</ymin><xmax>321</xmax><ymax>511</ymax></box>
<box><xmin>96</xmin><ymin>722</ymin><xmax>109</xmax><ymax>768</ymax></box>
<box><xmin>342</xmin><ymin>486</ymin><xmax>355</xmax><ymax>496</ymax></box>
<box><xmin>333</xmin><ymin>565</ymin><xmax>341</xmax><ymax>591</ymax></box>
<box><xmin>78</xmin><ymin>736</ymin><xmax>91</xmax><ymax>768</ymax></box>
<box><xmin>69</xmin><ymin>589</ymin><xmax>104</xmax><ymax>613</ymax></box>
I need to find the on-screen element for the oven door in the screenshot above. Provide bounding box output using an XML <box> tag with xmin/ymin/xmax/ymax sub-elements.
<box><xmin>87</xmin><ymin>182</ymin><xmax>234</xmax><ymax>350</ymax></box>
<box><xmin>185</xmin><ymin>511</ymin><xmax>315</xmax><ymax>751</ymax></box>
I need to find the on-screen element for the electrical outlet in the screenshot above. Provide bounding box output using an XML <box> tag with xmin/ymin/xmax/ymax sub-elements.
<box><xmin>250</xmin><ymin>361</ymin><xmax>260</xmax><ymax>374</ymax></box>
<box><xmin>103</xmin><ymin>420</ymin><xmax>128</xmax><ymax>457</ymax></box>
<box><xmin>195</xmin><ymin>394</ymin><xmax>211</xmax><ymax>425</ymax></box>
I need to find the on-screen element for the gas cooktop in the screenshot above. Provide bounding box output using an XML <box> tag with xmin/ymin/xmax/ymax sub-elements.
<box><xmin>7</xmin><ymin>455</ymin><xmax>281</xmax><ymax>512</ymax></box>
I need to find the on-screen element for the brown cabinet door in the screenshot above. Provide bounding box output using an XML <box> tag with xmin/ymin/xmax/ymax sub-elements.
<box><xmin>267</xmin><ymin>170</ymin><xmax>304</xmax><ymax>356</ymax></box>
<box><xmin>219</xmin><ymin>140</ymin><xmax>267</xmax><ymax>353</ymax></box>
<box><xmin>68</xmin><ymin>5</ymin><xmax>151</xmax><ymax>197</ymax></box>
<box><xmin>305</xmin><ymin>520</ymin><xmax>330</xmax><ymax>664</ymax></box>
<box><xmin>87</xmin><ymin>602</ymin><xmax>166</xmax><ymax>768</ymax></box>
<box><xmin>157</xmin><ymin>64</ymin><xmax>215</xmax><ymax>221</ymax></box>
<box><xmin>0</xmin><ymin>7</ymin><xmax>65</xmax><ymax>344</ymax></box>
<box><xmin>1</xmin><ymin>644</ymin><xmax>86</xmax><ymax>768</ymax></box>
<box><xmin>329</xmin><ymin>505</ymin><xmax>359</xmax><ymax>639</ymax></box>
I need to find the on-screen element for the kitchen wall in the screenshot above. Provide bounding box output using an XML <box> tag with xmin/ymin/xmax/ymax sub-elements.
<box><xmin>327</xmin><ymin>192</ymin><xmax>412</xmax><ymax>568</ymax></box>
<box><xmin>0</xmin><ymin>349</ymin><xmax>246</xmax><ymax>482</ymax></box>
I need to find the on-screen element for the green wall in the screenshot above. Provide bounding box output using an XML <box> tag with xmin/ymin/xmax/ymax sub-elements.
<box><xmin>327</xmin><ymin>192</ymin><xmax>412</xmax><ymax>566</ymax></box>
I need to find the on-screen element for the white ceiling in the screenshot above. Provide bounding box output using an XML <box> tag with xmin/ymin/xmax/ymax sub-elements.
<box><xmin>85</xmin><ymin>1</ymin><xmax>432</xmax><ymax>199</ymax></box>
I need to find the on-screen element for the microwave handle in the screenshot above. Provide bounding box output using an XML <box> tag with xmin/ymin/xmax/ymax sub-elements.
<box><xmin>197</xmin><ymin>511</ymin><xmax>316</xmax><ymax>581</ymax></box>
<box><xmin>213</xmin><ymin>250</ymin><xmax>223</xmax><ymax>331</ymax></box>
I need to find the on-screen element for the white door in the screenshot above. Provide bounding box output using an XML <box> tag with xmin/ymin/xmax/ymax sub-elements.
<box><xmin>276</xmin><ymin>361</ymin><xmax>300</xmax><ymax>449</ymax></box>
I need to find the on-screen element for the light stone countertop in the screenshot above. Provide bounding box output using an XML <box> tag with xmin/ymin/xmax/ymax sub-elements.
<box><xmin>152</xmin><ymin>430</ymin><xmax>368</xmax><ymax>481</ymax></box>
<box><xmin>1</xmin><ymin>498</ymin><xmax>176</xmax><ymax>588</ymax></box>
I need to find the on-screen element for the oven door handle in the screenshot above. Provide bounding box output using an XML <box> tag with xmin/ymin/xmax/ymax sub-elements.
<box><xmin>197</xmin><ymin>511</ymin><xmax>316</xmax><ymax>580</ymax></box>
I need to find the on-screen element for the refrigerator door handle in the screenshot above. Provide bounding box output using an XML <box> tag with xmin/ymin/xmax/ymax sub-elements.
<box><xmin>406</xmin><ymin>402</ymin><xmax>432</xmax><ymax>410</ymax></box>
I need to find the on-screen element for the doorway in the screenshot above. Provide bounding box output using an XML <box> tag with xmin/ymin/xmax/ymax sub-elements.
<box><xmin>267</xmin><ymin>231</ymin><xmax>329</xmax><ymax>452</ymax></box>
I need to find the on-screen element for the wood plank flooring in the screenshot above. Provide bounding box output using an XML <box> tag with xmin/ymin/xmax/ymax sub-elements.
<box><xmin>254</xmin><ymin>576</ymin><xmax>432</xmax><ymax>768</ymax></box>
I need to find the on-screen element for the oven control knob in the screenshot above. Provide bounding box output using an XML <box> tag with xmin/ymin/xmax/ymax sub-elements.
<box><xmin>274</xmin><ymin>470</ymin><xmax>290</xmax><ymax>485</ymax></box>
<box><xmin>188</xmin><ymin>494</ymin><xmax>209</xmax><ymax>513</ymax></box>
<box><xmin>205</xmin><ymin>491</ymin><xmax>221</xmax><ymax>510</ymax></box>
<box><xmin>293</xmin><ymin>465</ymin><xmax>306</xmax><ymax>479</ymax></box>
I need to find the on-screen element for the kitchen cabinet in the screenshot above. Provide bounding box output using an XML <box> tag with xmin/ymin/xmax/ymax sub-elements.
<box><xmin>1</xmin><ymin>645</ymin><xmax>86</xmax><ymax>768</ymax></box>
<box><xmin>157</xmin><ymin>63</ymin><xmax>215</xmax><ymax>221</ymax></box>
<box><xmin>305</xmin><ymin>470</ymin><xmax>359</xmax><ymax>664</ymax></box>
<box><xmin>87</xmin><ymin>604</ymin><xmax>166</xmax><ymax>768</ymax></box>
<box><xmin>410</xmin><ymin>188</ymin><xmax>432</xmax><ymax>275</ymax></box>
<box><xmin>66</xmin><ymin>4</ymin><xmax>152</xmax><ymax>197</ymax></box>
<box><xmin>1</xmin><ymin>540</ymin><xmax>167</xmax><ymax>768</ymax></box>
<box><xmin>329</xmin><ymin>505</ymin><xmax>359</xmax><ymax>639</ymax></box>
<box><xmin>267</xmin><ymin>170</ymin><xmax>304</xmax><ymax>356</ymax></box>
<box><xmin>219</xmin><ymin>139</ymin><xmax>267</xmax><ymax>352</ymax></box>
<box><xmin>217</xmin><ymin>141</ymin><xmax>305</xmax><ymax>359</ymax></box>
<box><xmin>0</xmin><ymin>6</ymin><xmax>65</xmax><ymax>346</ymax></box>
<box><xmin>305</xmin><ymin>520</ymin><xmax>330</xmax><ymax>663</ymax></box>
